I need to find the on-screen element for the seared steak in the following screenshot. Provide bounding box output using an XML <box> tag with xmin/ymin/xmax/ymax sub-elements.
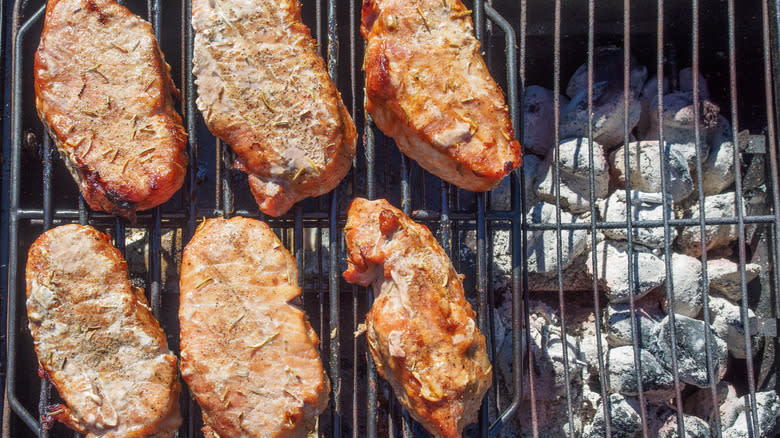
<box><xmin>34</xmin><ymin>0</ymin><xmax>188</xmax><ymax>219</ymax></box>
<box><xmin>362</xmin><ymin>0</ymin><xmax>522</xmax><ymax>191</ymax></box>
<box><xmin>180</xmin><ymin>217</ymin><xmax>329</xmax><ymax>437</ymax></box>
<box><xmin>343</xmin><ymin>198</ymin><xmax>492</xmax><ymax>438</ymax></box>
<box><xmin>26</xmin><ymin>224</ymin><xmax>181</xmax><ymax>437</ymax></box>
<box><xmin>193</xmin><ymin>0</ymin><xmax>356</xmax><ymax>216</ymax></box>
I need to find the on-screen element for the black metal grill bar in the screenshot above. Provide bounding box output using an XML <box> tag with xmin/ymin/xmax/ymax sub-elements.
<box><xmin>397</xmin><ymin>129</ymin><xmax>414</xmax><ymax>437</ymax></box>
<box><xmin>7</xmin><ymin>4</ymin><xmax>48</xmax><ymax>433</ymax></box>
<box><xmin>473</xmin><ymin>9</ymin><xmax>492</xmax><ymax>438</ymax></box>
<box><xmin>181</xmin><ymin>0</ymin><xmax>199</xmax><ymax>433</ymax></box>
<box><xmin>473</xmin><ymin>3</ymin><xmax>492</xmax><ymax>434</ymax></box>
<box><xmin>364</xmin><ymin>89</ymin><xmax>378</xmax><ymax>438</ymax></box>
<box><xmin>326</xmin><ymin>1</ymin><xmax>342</xmax><ymax>435</ymax></box>
<box><xmin>620</xmin><ymin>2</ymin><xmax>653</xmax><ymax>435</ymax></box>
<box><xmin>655</xmin><ymin>0</ymin><xmax>688</xmax><ymax>435</ymax></box>
<box><xmin>506</xmin><ymin>1</ymin><xmax>539</xmax><ymax>434</ymax></box>
<box><xmin>144</xmin><ymin>0</ymin><xmax>164</xmax><ymax>333</ymax></box>
<box><xmin>762</xmin><ymin>3</ymin><xmax>780</xmax><ymax>433</ymax></box>
<box><xmin>727</xmin><ymin>0</ymin><xmax>762</xmax><ymax>433</ymax></box>
<box><xmin>482</xmin><ymin>4</ymin><xmax>522</xmax><ymax>436</ymax></box>
<box><xmin>347</xmin><ymin>0</ymin><xmax>361</xmax><ymax>434</ymax></box>
<box><xmin>690</xmin><ymin>0</ymin><xmax>722</xmax><ymax>434</ymax></box>
<box><xmin>586</xmin><ymin>1</ymin><xmax>613</xmax><ymax>436</ymax></box>
<box><xmin>551</xmin><ymin>1</ymin><xmax>578</xmax><ymax>435</ymax></box>
<box><xmin>38</xmin><ymin>132</ymin><xmax>53</xmax><ymax>438</ymax></box>
<box><xmin>476</xmin><ymin>191</ymin><xmax>490</xmax><ymax>438</ymax></box>
<box><xmin>13</xmin><ymin>208</ymin><xmax>780</xmax><ymax>229</ymax></box>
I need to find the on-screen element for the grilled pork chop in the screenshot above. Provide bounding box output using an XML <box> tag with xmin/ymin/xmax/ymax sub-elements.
<box><xmin>362</xmin><ymin>0</ymin><xmax>521</xmax><ymax>191</ymax></box>
<box><xmin>180</xmin><ymin>217</ymin><xmax>329</xmax><ymax>437</ymax></box>
<box><xmin>34</xmin><ymin>0</ymin><xmax>188</xmax><ymax>219</ymax></box>
<box><xmin>343</xmin><ymin>198</ymin><xmax>492</xmax><ymax>438</ymax></box>
<box><xmin>26</xmin><ymin>225</ymin><xmax>181</xmax><ymax>437</ymax></box>
<box><xmin>192</xmin><ymin>0</ymin><xmax>357</xmax><ymax>217</ymax></box>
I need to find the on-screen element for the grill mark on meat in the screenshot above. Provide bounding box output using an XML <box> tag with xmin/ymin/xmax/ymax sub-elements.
<box><xmin>80</xmin><ymin>165</ymin><xmax>135</xmax><ymax>215</ymax></box>
<box><xmin>85</xmin><ymin>0</ymin><xmax>107</xmax><ymax>23</ymax></box>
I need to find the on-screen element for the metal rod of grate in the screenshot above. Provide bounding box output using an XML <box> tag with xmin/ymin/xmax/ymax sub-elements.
<box><xmin>4</xmin><ymin>1</ymin><xmax>780</xmax><ymax>437</ymax></box>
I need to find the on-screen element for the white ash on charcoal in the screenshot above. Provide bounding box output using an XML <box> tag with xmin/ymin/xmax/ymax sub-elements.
<box><xmin>701</xmin><ymin>115</ymin><xmax>736</xmax><ymax>196</ymax></box>
<box><xmin>521</xmin><ymin>301</ymin><xmax>586</xmax><ymax>399</ymax></box>
<box><xmin>655</xmin><ymin>411</ymin><xmax>712</xmax><ymax>438</ymax></box>
<box><xmin>720</xmin><ymin>391</ymin><xmax>780</xmax><ymax>438</ymax></box>
<box><xmin>640</xmin><ymin>67</ymin><xmax>717</xmax><ymax>144</ymax></box>
<box><xmin>708</xmin><ymin>296</ymin><xmax>761</xmax><ymax>360</ymax></box>
<box><xmin>677</xmin><ymin>191</ymin><xmax>763</xmax><ymax>257</ymax></box>
<box><xmin>638</xmin><ymin>68</ymin><xmax>710</xmax><ymax>138</ymax></box>
<box><xmin>650</xmin><ymin>314</ymin><xmax>728</xmax><ymax>388</ymax></box>
<box><xmin>526</xmin><ymin>202</ymin><xmax>589</xmax><ymax>275</ymax></box>
<box><xmin>489</xmin><ymin>229</ymin><xmax>512</xmax><ymax>285</ymax></box>
<box><xmin>522</xmin><ymin>85</ymin><xmax>568</xmax><ymax>157</ymax></box>
<box><xmin>580</xmin><ymin>383</ymin><xmax>605</xmax><ymax>428</ymax></box>
<box><xmin>583</xmin><ymin>393</ymin><xmax>643</xmax><ymax>438</ymax></box>
<box><xmin>466</xmin><ymin>192</ymin><xmax>560</xmax><ymax>288</ymax></box>
<box><xmin>488</xmin><ymin>178</ymin><xmax>513</xmax><ymax>212</ymax></box>
<box><xmin>637</xmin><ymin>74</ymin><xmax>668</xmax><ymax>137</ymax></box>
<box><xmin>526</xmin><ymin>252</ymin><xmax>597</xmax><ymax>292</ymax></box>
<box><xmin>598</xmin><ymin>190</ymin><xmax>677</xmax><ymax>248</ymax></box>
<box><xmin>644</xmin><ymin>90</ymin><xmax>720</xmax><ymax>147</ymax></box>
<box><xmin>607</xmin><ymin>346</ymin><xmax>676</xmax><ymax>403</ymax></box>
<box><xmin>561</xmin><ymin>48</ymin><xmax>647</xmax><ymax>150</ymax></box>
<box><xmin>707</xmin><ymin>258</ymin><xmax>762</xmax><ymax>302</ymax></box>
<box><xmin>660</xmin><ymin>253</ymin><xmax>704</xmax><ymax>318</ymax></box>
<box><xmin>610</xmin><ymin>140</ymin><xmax>695</xmax><ymax>203</ymax></box>
<box><xmin>521</xmin><ymin>153</ymin><xmax>542</xmax><ymax>208</ymax></box>
<box><xmin>587</xmin><ymin>240</ymin><xmax>666</xmax><ymax>303</ymax></box>
<box><xmin>492</xmin><ymin>291</ymin><xmax>514</xmax><ymax>403</ymax></box>
<box><xmin>605</xmin><ymin>300</ymin><xmax>663</xmax><ymax>348</ymax></box>
<box><xmin>534</xmin><ymin>137</ymin><xmax>610</xmax><ymax>214</ymax></box>
<box><xmin>493</xmin><ymin>298</ymin><xmax>608</xmax><ymax>437</ymax></box>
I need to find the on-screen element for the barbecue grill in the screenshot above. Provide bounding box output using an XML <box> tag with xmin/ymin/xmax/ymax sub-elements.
<box><xmin>3</xmin><ymin>0</ymin><xmax>780</xmax><ymax>437</ymax></box>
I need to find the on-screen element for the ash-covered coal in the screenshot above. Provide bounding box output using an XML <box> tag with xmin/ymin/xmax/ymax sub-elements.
<box><xmin>650</xmin><ymin>314</ymin><xmax>728</xmax><ymax>388</ymax></box>
<box><xmin>485</xmin><ymin>48</ymin><xmax>777</xmax><ymax>436</ymax></box>
<box><xmin>599</xmin><ymin>190</ymin><xmax>676</xmax><ymax>248</ymax></box>
<box><xmin>607</xmin><ymin>346</ymin><xmax>675</xmax><ymax>402</ymax></box>
<box><xmin>534</xmin><ymin>137</ymin><xmax>610</xmax><ymax>213</ymax></box>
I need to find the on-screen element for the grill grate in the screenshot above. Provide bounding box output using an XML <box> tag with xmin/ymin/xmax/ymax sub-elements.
<box><xmin>3</xmin><ymin>1</ymin><xmax>780</xmax><ymax>437</ymax></box>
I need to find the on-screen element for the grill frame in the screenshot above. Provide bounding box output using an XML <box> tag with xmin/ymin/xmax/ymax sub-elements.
<box><xmin>2</xmin><ymin>1</ymin><xmax>780</xmax><ymax>437</ymax></box>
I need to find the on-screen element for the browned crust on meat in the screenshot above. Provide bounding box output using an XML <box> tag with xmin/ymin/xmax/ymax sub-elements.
<box><xmin>343</xmin><ymin>198</ymin><xmax>492</xmax><ymax>438</ymax></box>
<box><xmin>361</xmin><ymin>0</ymin><xmax>521</xmax><ymax>192</ymax></box>
<box><xmin>180</xmin><ymin>217</ymin><xmax>329</xmax><ymax>437</ymax></box>
<box><xmin>34</xmin><ymin>0</ymin><xmax>188</xmax><ymax>219</ymax></box>
<box><xmin>26</xmin><ymin>225</ymin><xmax>181</xmax><ymax>438</ymax></box>
<box><xmin>192</xmin><ymin>0</ymin><xmax>356</xmax><ymax>217</ymax></box>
